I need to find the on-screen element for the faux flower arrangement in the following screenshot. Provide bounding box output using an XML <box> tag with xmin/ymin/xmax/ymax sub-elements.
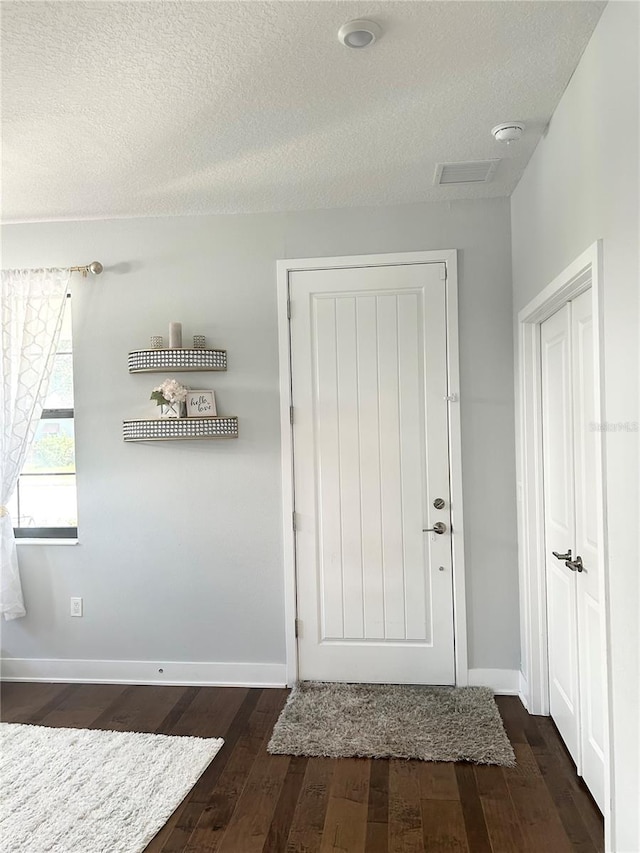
<box><xmin>150</xmin><ymin>378</ymin><xmax>188</xmax><ymax>407</ymax></box>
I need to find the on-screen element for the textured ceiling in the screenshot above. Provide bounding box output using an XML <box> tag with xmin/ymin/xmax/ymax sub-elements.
<box><xmin>2</xmin><ymin>0</ymin><xmax>605</xmax><ymax>222</ymax></box>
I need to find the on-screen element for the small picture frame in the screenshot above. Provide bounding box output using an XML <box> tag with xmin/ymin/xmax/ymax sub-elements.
<box><xmin>186</xmin><ymin>390</ymin><xmax>217</xmax><ymax>417</ymax></box>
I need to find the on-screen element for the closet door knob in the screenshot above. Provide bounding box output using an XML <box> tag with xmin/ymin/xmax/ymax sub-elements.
<box><xmin>565</xmin><ymin>556</ymin><xmax>584</xmax><ymax>573</ymax></box>
<box><xmin>552</xmin><ymin>549</ymin><xmax>572</xmax><ymax>561</ymax></box>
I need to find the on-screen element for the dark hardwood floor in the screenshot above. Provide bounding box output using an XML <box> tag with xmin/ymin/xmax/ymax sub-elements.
<box><xmin>1</xmin><ymin>682</ymin><xmax>604</xmax><ymax>852</ymax></box>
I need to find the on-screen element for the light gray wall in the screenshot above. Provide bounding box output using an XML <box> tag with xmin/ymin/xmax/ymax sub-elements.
<box><xmin>511</xmin><ymin>3</ymin><xmax>639</xmax><ymax>849</ymax></box>
<box><xmin>1</xmin><ymin>197</ymin><xmax>519</xmax><ymax>672</ymax></box>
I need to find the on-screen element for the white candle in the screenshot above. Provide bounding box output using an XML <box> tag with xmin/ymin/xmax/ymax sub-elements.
<box><xmin>169</xmin><ymin>321</ymin><xmax>182</xmax><ymax>349</ymax></box>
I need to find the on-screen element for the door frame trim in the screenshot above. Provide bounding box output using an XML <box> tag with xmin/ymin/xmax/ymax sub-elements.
<box><xmin>276</xmin><ymin>250</ymin><xmax>467</xmax><ymax>688</ymax></box>
<box><xmin>516</xmin><ymin>241</ymin><xmax>611</xmax><ymax>838</ymax></box>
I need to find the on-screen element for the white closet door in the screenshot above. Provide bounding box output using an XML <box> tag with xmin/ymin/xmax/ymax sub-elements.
<box><xmin>541</xmin><ymin>304</ymin><xmax>581</xmax><ymax>766</ymax></box>
<box><xmin>541</xmin><ymin>290</ymin><xmax>605</xmax><ymax>812</ymax></box>
<box><xmin>290</xmin><ymin>262</ymin><xmax>454</xmax><ymax>684</ymax></box>
<box><xmin>571</xmin><ymin>289</ymin><xmax>605</xmax><ymax>811</ymax></box>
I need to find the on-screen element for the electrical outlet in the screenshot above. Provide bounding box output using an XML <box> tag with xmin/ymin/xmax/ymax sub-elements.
<box><xmin>70</xmin><ymin>597</ymin><xmax>83</xmax><ymax>617</ymax></box>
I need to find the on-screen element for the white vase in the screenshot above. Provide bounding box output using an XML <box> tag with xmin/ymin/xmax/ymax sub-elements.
<box><xmin>159</xmin><ymin>401</ymin><xmax>184</xmax><ymax>418</ymax></box>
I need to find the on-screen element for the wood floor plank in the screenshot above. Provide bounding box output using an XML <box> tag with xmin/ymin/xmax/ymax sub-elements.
<box><xmin>416</xmin><ymin>761</ymin><xmax>460</xmax><ymax>801</ymax></box>
<box><xmin>182</xmin><ymin>688</ymin><xmax>288</xmax><ymax>853</ymax></box>
<box><xmin>455</xmin><ymin>763</ymin><xmax>492</xmax><ymax>853</ymax></box>
<box><xmin>503</xmin><ymin>742</ymin><xmax>574</xmax><ymax>853</ymax></box>
<box><xmin>21</xmin><ymin>684</ymin><xmax>79</xmax><ymax>723</ymax></box>
<box><xmin>388</xmin><ymin>761</ymin><xmax>424</xmax><ymax>853</ymax></box>
<box><xmin>474</xmin><ymin>765</ymin><xmax>526</xmax><ymax>853</ymax></box>
<box><xmin>495</xmin><ymin>695</ymin><xmax>530</xmax><ymax>745</ymax></box>
<box><xmin>168</xmin><ymin>687</ymin><xmax>250</xmax><ymax>739</ymax></box>
<box><xmin>90</xmin><ymin>684</ymin><xmax>187</xmax><ymax>732</ymax></box>
<box><xmin>216</xmin><ymin>749</ymin><xmax>291</xmax><ymax>853</ymax></box>
<box><xmin>420</xmin><ymin>799</ymin><xmax>469</xmax><ymax>852</ymax></box>
<box><xmin>286</xmin><ymin>758</ymin><xmax>336</xmax><ymax>853</ymax></box>
<box><xmin>0</xmin><ymin>681</ymin><xmax>72</xmax><ymax>721</ymax></box>
<box><xmin>145</xmin><ymin>683</ymin><xmax>258</xmax><ymax>850</ymax></box>
<box><xmin>532</xmin><ymin>716</ymin><xmax>604</xmax><ymax>853</ymax></box>
<box><xmin>365</xmin><ymin>759</ymin><xmax>389</xmax><ymax>853</ymax></box>
<box><xmin>155</xmin><ymin>686</ymin><xmax>200</xmax><ymax>734</ymax></box>
<box><xmin>214</xmin><ymin>690</ymin><xmax>292</xmax><ymax>853</ymax></box>
<box><xmin>39</xmin><ymin>684</ymin><xmax>128</xmax><ymax>728</ymax></box>
<box><xmin>153</xmin><ymin>688</ymin><xmax>262</xmax><ymax>852</ymax></box>
<box><xmin>528</xmin><ymin>745</ymin><xmax>599</xmax><ymax>853</ymax></box>
<box><xmin>319</xmin><ymin>758</ymin><xmax>370</xmax><ymax>853</ymax></box>
<box><xmin>262</xmin><ymin>755</ymin><xmax>308</xmax><ymax>853</ymax></box>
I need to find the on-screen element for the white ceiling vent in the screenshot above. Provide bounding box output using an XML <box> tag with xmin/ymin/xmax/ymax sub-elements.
<box><xmin>434</xmin><ymin>160</ymin><xmax>499</xmax><ymax>185</ymax></box>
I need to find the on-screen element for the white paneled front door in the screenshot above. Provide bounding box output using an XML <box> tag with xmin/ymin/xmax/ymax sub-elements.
<box><xmin>541</xmin><ymin>289</ymin><xmax>605</xmax><ymax>811</ymax></box>
<box><xmin>289</xmin><ymin>262</ymin><xmax>454</xmax><ymax>684</ymax></box>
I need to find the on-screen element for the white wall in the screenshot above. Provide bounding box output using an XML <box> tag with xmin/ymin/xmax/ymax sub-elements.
<box><xmin>511</xmin><ymin>3</ymin><xmax>639</xmax><ymax>849</ymax></box>
<box><xmin>1</xmin><ymin>198</ymin><xmax>519</xmax><ymax>681</ymax></box>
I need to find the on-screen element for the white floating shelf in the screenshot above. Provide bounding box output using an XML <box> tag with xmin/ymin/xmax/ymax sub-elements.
<box><xmin>123</xmin><ymin>416</ymin><xmax>238</xmax><ymax>441</ymax></box>
<box><xmin>128</xmin><ymin>348</ymin><xmax>227</xmax><ymax>373</ymax></box>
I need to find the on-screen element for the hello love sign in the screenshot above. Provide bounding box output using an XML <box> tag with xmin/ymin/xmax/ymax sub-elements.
<box><xmin>186</xmin><ymin>391</ymin><xmax>217</xmax><ymax>417</ymax></box>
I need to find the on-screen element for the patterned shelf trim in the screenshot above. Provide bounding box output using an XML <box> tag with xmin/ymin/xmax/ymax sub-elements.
<box><xmin>128</xmin><ymin>349</ymin><xmax>227</xmax><ymax>372</ymax></box>
<box><xmin>123</xmin><ymin>417</ymin><xmax>238</xmax><ymax>441</ymax></box>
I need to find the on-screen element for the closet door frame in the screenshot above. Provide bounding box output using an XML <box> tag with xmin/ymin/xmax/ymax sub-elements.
<box><xmin>516</xmin><ymin>242</ymin><xmax>611</xmax><ymax>836</ymax></box>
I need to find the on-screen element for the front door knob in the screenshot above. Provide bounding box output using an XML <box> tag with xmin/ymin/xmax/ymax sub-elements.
<box><xmin>423</xmin><ymin>522</ymin><xmax>447</xmax><ymax>535</ymax></box>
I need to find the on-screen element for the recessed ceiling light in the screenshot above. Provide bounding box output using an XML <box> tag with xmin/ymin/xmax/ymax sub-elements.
<box><xmin>338</xmin><ymin>20</ymin><xmax>382</xmax><ymax>49</ymax></box>
<box><xmin>492</xmin><ymin>123</ymin><xmax>525</xmax><ymax>143</ymax></box>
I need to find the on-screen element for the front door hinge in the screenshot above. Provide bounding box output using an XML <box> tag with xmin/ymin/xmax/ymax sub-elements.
<box><xmin>295</xmin><ymin>618</ymin><xmax>301</xmax><ymax>638</ymax></box>
<box><xmin>287</xmin><ymin>296</ymin><xmax>291</xmax><ymax>320</ymax></box>
<box><xmin>292</xmin><ymin>511</ymin><xmax>297</xmax><ymax>532</ymax></box>
<box><xmin>290</xmin><ymin>405</ymin><xmax>294</xmax><ymax>425</ymax></box>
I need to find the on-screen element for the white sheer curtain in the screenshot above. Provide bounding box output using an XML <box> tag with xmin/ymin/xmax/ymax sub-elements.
<box><xmin>1</xmin><ymin>268</ymin><xmax>71</xmax><ymax>620</ymax></box>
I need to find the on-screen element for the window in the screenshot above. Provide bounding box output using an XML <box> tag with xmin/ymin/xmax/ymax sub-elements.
<box><xmin>10</xmin><ymin>296</ymin><xmax>78</xmax><ymax>538</ymax></box>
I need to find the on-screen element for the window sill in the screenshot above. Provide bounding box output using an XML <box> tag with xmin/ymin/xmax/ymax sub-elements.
<box><xmin>15</xmin><ymin>538</ymin><xmax>79</xmax><ymax>546</ymax></box>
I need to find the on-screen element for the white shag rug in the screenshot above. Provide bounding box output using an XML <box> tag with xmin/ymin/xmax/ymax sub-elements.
<box><xmin>0</xmin><ymin>722</ymin><xmax>224</xmax><ymax>853</ymax></box>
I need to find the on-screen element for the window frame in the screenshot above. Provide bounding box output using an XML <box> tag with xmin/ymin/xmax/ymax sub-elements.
<box><xmin>12</xmin><ymin>296</ymin><xmax>78</xmax><ymax>540</ymax></box>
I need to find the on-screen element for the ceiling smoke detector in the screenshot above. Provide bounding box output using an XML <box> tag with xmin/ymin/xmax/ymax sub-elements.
<box><xmin>492</xmin><ymin>123</ymin><xmax>525</xmax><ymax>143</ymax></box>
<box><xmin>338</xmin><ymin>20</ymin><xmax>382</xmax><ymax>49</ymax></box>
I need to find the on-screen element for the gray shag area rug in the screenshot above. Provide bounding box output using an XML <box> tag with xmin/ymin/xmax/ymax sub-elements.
<box><xmin>268</xmin><ymin>682</ymin><xmax>515</xmax><ymax>767</ymax></box>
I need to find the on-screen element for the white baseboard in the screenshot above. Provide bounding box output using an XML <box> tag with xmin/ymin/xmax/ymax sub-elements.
<box><xmin>0</xmin><ymin>657</ymin><xmax>287</xmax><ymax>688</ymax></box>
<box><xmin>468</xmin><ymin>668</ymin><xmax>520</xmax><ymax>695</ymax></box>
<box><xmin>518</xmin><ymin>671</ymin><xmax>530</xmax><ymax>710</ymax></box>
<box><xmin>0</xmin><ymin>659</ymin><xmax>520</xmax><ymax>696</ymax></box>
